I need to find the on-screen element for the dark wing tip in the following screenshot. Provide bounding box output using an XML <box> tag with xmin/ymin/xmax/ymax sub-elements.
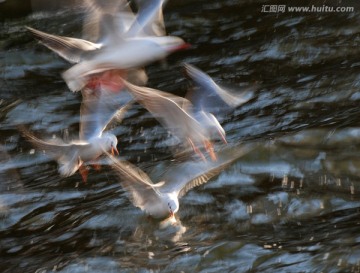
<box><xmin>25</xmin><ymin>26</ymin><xmax>44</xmax><ymax>39</ymax></box>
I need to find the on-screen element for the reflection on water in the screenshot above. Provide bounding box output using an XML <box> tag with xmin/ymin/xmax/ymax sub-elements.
<box><xmin>1</xmin><ymin>0</ymin><xmax>360</xmax><ymax>272</ymax></box>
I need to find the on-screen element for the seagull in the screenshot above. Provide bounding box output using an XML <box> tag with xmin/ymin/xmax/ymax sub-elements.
<box><xmin>122</xmin><ymin>65</ymin><xmax>254</xmax><ymax>161</ymax></box>
<box><xmin>105</xmin><ymin>143</ymin><xmax>255</xmax><ymax>219</ymax></box>
<box><xmin>25</xmin><ymin>1</ymin><xmax>143</xmax><ymax>181</ymax></box>
<box><xmin>123</xmin><ymin>73</ymin><xmax>254</xmax><ymax>161</ymax></box>
<box><xmin>21</xmin><ymin>128</ymin><xmax>118</xmax><ymax>180</ymax></box>
<box><xmin>183</xmin><ymin>63</ymin><xmax>254</xmax><ymax>143</ymax></box>
<box><xmin>26</xmin><ymin>0</ymin><xmax>188</xmax><ymax>92</ymax></box>
<box><xmin>62</xmin><ymin>35</ymin><xmax>188</xmax><ymax>92</ymax></box>
<box><xmin>122</xmin><ymin>80</ymin><xmax>217</xmax><ymax>161</ymax></box>
<box><xmin>20</xmin><ymin>91</ymin><xmax>133</xmax><ymax>182</ymax></box>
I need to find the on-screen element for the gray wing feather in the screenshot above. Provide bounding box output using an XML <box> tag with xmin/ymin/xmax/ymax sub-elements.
<box><xmin>26</xmin><ymin>27</ymin><xmax>100</xmax><ymax>63</ymax></box>
<box><xmin>105</xmin><ymin>152</ymin><xmax>162</xmax><ymax>211</ymax></box>
<box><xmin>184</xmin><ymin>63</ymin><xmax>254</xmax><ymax>112</ymax></box>
<box><xmin>19</xmin><ymin>126</ymin><xmax>90</xmax><ymax>164</ymax></box>
<box><xmin>127</xmin><ymin>0</ymin><xmax>166</xmax><ymax>37</ymax></box>
<box><xmin>103</xmin><ymin>100</ymin><xmax>135</xmax><ymax>131</ymax></box>
<box><xmin>123</xmin><ymin>81</ymin><xmax>205</xmax><ymax>142</ymax></box>
<box><xmin>160</xmin><ymin>143</ymin><xmax>256</xmax><ymax>198</ymax></box>
<box><xmin>79</xmin><ymin>88</ymin><xmax>132</xmax><ymax>140</ymax></box>
<box><xmin>82</xmin><ymin>0</ymin><xmax>133</xmax><ymax>41</ymax></box>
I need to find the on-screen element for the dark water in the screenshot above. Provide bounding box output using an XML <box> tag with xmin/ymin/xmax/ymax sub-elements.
<box><xmin>1</xmin><ymin>0</ymin><xmax>360</xmax><ymax>272</ymax></box>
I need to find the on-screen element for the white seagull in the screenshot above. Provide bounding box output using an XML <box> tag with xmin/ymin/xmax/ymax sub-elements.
<box><xmin>26</xmin><ymin>0</ymin><xmax>188</xmax><ymax>92</ymax></box>
<box><xmin>20</xmin><ymin>89</ymin><xmax>133</xmax><ymax>182</ymax></box>
<box><xmin>62</xmin><ymin>35</ymin><xmax>188</xmax><ymax>92</ymax></box>
<box><xmin>122</xmin><ymin>80</ymin><xmax>217</xmax><ymax>161</ymax></box>
<box><xmin>122</xmin><ymin>65</ymin><xmax>254</xmax><ymax>161</ymax></box>
<box><xmin>183</xmin><ymin>63</ymin><xmax>254</xmax><ymax>143</ymax></box>
<box><xmin>105</xmin><ymin>143</ymin><xmax>255</xmax><ymax>219</ymax></box>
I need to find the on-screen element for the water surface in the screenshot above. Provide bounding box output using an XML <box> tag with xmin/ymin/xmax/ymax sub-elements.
<box><xmin>1</xmin><ymin>0</ymin><xmax>360</xmax><ymax>272</ymax></box>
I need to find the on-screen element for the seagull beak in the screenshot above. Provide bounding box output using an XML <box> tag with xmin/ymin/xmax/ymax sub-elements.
<box><xmin>170</xmin><ymin>43</ymin><xmax>191</xmax><ymax>52</ymax></box>
<box><xmin>168</xmin><ymin>210</ymin><xmax>176</xmax><ymax>223</ymax></box>
<box><xmin>111</xmin><ymin>146</ymin><xmax>119</xmax><ymax>156</ymax></box>
<box><xmin>160</xmin><ymin>214</ymin><xmax>177</xmax><ymax>228</ymax></box>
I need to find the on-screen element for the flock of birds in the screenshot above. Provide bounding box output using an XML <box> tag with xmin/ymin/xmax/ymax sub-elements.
<box><xmin>22</xmin><ymin>0</ymin><xmax>256</xmax><ymax>221</ymax></box>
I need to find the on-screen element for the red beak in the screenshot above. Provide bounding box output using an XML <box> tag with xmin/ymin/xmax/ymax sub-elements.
<box><xmin>111</xmin><ymin>146</ymin><xmax>119</xmax><ymax>155</ymax></box>
<box><xmin>171</xmin><ymin>43</ymin><xmax>192</xmax><ymax>52</ymax></box>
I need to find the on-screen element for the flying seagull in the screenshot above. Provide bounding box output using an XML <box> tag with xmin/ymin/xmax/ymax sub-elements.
<box><xmin>183</xmin><ymin>63</ymin><xmax>254</xmax><ymax>143</ymax></box>
<box><xmin>105</xmin><ymin>142</ymin><xmax>255</xmax><ymax>219</ymax></box>
<box><xmin>123</xmin><ymin>80</ymin><xmax>217</xmax><ymax>161</ymax></box>
<box><xmin>26</xmin><ymin>0</ymin><xmax>188</xmax><ymax>92</ymax></box>
<box><xmin>20</xmin><ymin>95</ymin><xmax>133</xmax><ymax>182</ymax></box>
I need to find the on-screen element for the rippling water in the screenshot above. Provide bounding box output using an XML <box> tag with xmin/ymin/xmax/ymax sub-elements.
<box><xmin>1</xmin><ymin>0</ymin><xmax>360</xmax><ymax>272</ymax></box>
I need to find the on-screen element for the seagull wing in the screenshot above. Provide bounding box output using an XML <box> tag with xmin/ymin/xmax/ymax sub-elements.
<box><xmin>103</xmin><ymin>100</ymin><xmax>134</xmax><ymax>131</ymax></box>
<box><xmin>160</xmin><ymin>143</ymin><xmax>256</xmax><ymax>198</ymax></box>
<box><xmin>26</xmin><ymin>27</ymin><xmax>101</xmax><ymax>64</ymax></box>
<box><xmin>126</xmin><ymin>0</ymin><xmax>167</xmax><ymax>37</ymax></box>
<box><xmin>184</xmin><ymin>63</ymin><xmax>254</xmax><ymax>113</ymax></box>
<box><xmin>79</xmin><ymin>87</ymin><xmax>132</xmax><ymax>141</ymax></box>
<box><xmin>82</xmin><ymin>0</ymin><xmax>134</xmax><ymax>42</ymax></box>
<box><xmin>124</xmin><ymin>80</ymin><xmax>205</xmax><ymax>142</ymax></box>
<box><xmin>106</xmin><ymin>152</ymin><xmax>163</xmax><ymax>212</ymax></box>
<box><xmin>19</xmin><ymin>126</ymin><xmax>91</xmax><ymax>165</ymax></box>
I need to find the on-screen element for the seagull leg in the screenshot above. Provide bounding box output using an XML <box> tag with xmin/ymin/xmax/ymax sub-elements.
<box><xmin>85</xmin><ymin>75</ymin><xmax>100</xmax><ymax>90</ymax></box>
<box><xmin>92</xmin><ymin>163</ymin><xmax>101</xmax><ymax>171</ymax></box>
<box><xmin>187</xmin><ymin>138</ymin><xmax>206</xmax><ymax>161</ymax></box>
<box><xmin>90</xmin><ymin>157</ymin><xmax>102</xmax><ymax>172</ymax></box>
<box><xmin>204</xmin><ymin>139</ymin><xmax>217</xmax><ymax>161</ymax></box>
<box><xmin>79</xmin><ymin>165</ymin><xmax>89</xmax><ymax>184</ymax></box>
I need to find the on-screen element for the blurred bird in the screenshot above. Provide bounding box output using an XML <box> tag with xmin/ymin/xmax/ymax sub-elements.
<box><xmin>123</xmin><ymin>80</ymin><xmax>217</xmax><ymax>161</ymax></box>
<box><xmin>183</xmin><ymin>63</ymin><xmax>254</xmax><ymax>143</ymax></box>
<box><xmin>105</xmin><ymin>142</ymin><xmax>255</xmax><ymax>219</ymax></box>
<box><xmin>24</xmin><ymin>0</ymin><xmax>176</xmax><ymax>180</ymax></box>
<box><xmin>26</xmin><ymin>0</ymin><xmax>188</xmax><ymax>92</ymax></box>
<box><xmin>20</xmin><ymin>93</ymin><xmax>133</xmax><ymax>182</ymax></box>
<box><xmin>82</xmin><ymin>0</ymin><xmax>166</xmax><ymax>40</ymax></box>
<box><xmin>62</xmin><ymin>35</ymin><xmax>188</xmax><ymax>92</ymax></box>
<box><xmin>123</xmin><ymin>74</ymin><xmax>254</xmax><ymax>161</ymax></box>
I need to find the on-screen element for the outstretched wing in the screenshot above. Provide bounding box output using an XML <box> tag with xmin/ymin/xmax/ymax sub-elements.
<box><xmin>126</xmin><ymin>0</ymin><xmax>167</xmax><ymax>37</ymax></box>
<box><xmin>123</xmin><ymin>80</ymin><xmax>205</xmax><ymax>142</ymax></box>
<box><xmin>79</xmin><ymin>87</ymin><xmax>132</xmax><ymax>141</ymax></box>
<box><xmin>19</xmin><ymin>126</ymin><xmax>91</xmax><ymax>164</ymax></box>
<box><xmin>103</xmin><ymin>100</ymin><xmax>135</xmax><ymax>131</ymax></box>
<box><xmin>82</xmin><ymin>0</ymin><xmax>134</xmax><ymax>42</ymax></box>
<box><xmin>184</xmin><ymin>63</ymin><xmax>254</xmax><ymax>114</ymax></box>
<box><xmin>20</xmin><ymin>126</ymin><xmax>72</xmax><ymax>158</ymax></box>
<box><xmin>160</xmin><ymin>143</ymin><xmax>256</xmax><ymax>198</ymax></box>
<box><xmin>105</xmin><ymin>151</ymin><xmax>163</xmax><ymax>211</ymax></box>
<box><xmin>26</xmin><ymin>27</ymin><xmax>101</xmax><ymax>63</ymax></box>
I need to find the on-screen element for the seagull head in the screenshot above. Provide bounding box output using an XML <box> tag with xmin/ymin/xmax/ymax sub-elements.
<box><xmin>155</xmin><ymin>36</ymin><xmax>191</xmax><ymax>52</ymax></box>
<box><xmin>166</xmin><ymin>194</ymin><xmax>179</xmax><ymax>218</ymax></box>
<box><xmin>102</xmin><ymin>133</ymin><xmax>119</xmax><ymax>155</ymax></box>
